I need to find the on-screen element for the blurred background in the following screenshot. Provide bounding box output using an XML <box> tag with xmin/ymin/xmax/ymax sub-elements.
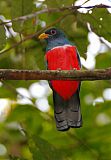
<box><xmin>0</xmin><ymin>0</ymin><xmax>111</xmax><ymax>159</ymax></box>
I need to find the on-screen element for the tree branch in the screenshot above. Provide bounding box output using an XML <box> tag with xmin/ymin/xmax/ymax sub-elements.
<box><xmin>0</xmin><ymin>68</ymin><xmax>111</xmax><ymax>81</ymax></box>
<box><xmin>1</xmin><ymin>4</ymin><xmax>110</xmax><ymax>54</ymax></box>
<box><xmin>0</xmin><ymin>4</ymin><xmax>111</xmax><ymax>26</ymax></box>
<box><xmin>0</xmin><ymin>13</ymin><xmax>69</xmax><ymax>55</ymax></box>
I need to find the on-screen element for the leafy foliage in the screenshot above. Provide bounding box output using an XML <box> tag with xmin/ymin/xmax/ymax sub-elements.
<box><xmin>78</xmin><ymin>8</ymin><xmax>111</xmax><ymax>42</ymax></box>
<box><xmin>11</xmin><ymin>0</ymin><xmax>34</xmax><ymax>33</ymax></box>
<box><xmin>0</xmin><ymin>0</ymin><xmax>111</xmax><ymax>160</ymax></box>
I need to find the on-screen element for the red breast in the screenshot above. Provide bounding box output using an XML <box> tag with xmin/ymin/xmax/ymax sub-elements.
<box><xmin>45</xmin><ymin>45</ymin><xmax>80</xmax><ymax>100</ymax></box>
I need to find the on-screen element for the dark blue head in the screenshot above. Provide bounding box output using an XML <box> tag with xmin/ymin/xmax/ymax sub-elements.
<box><xmin>38</xmin><ymin>27</ymin><xmax>71</xmax><ymax>51</ymax></box>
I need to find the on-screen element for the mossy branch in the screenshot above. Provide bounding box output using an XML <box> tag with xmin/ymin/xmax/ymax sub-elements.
<box><xmin>0</xmin><ymin>68</ymin><xmax>111</xmax><ymax>81</ymax></box>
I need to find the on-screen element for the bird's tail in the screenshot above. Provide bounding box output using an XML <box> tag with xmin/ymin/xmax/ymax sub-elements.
<box><xmin>53</xmin><ymin>91</ymin><xmax>82</xmax><ymax>131</ymax></box>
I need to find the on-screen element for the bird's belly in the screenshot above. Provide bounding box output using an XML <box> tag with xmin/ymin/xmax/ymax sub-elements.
<box><xmin>46</xmin><ymin>45</ymin><xmax>80</xmax><ymax>100</ymax></box>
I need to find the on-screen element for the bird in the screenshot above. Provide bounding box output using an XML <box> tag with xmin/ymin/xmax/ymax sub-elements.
<box><xmin>38</xmin><ymin>27</ymin><xmax>82</xmax><ymax>131</ymax></box>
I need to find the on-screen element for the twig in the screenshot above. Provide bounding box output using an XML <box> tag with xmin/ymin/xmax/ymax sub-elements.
<box><xmin>0</xmin><ymin>13</ymin><xmax>70</xmax><ymax>55</ymax></box>
<box><xmin>0</xmin><ymin>68</ymin><xmax>111</xmax><ymax>81</ymax></box>
<box><xmin>0</xmin><ymin>4</ymin><xmax>110</xmax><ymax>55</ymax></box>
<box><xmin>0</xmin><ymin>4</ymin><xmax>111</xmax><ymax>26</ymax></box>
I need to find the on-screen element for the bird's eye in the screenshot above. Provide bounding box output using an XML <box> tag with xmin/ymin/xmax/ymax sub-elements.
<box><xmin>50</xmin><ymin>30</ymin><xmax>56</xmax><ymax>35</ymax></box>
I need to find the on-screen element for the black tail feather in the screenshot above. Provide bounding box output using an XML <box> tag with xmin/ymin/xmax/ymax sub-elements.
<box><xmin>53</xmin><ymin>90</ymin><xmax>82</xmax><ymax>131</ymax></box>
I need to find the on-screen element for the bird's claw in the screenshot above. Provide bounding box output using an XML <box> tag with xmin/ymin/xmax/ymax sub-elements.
<box><xmin>72</xmin><ymin>68</ymin><xmax>77</xmax><ymax>71</ymax></box>
<box><xmin>57</xmin><ymin>68</ymin><xmax>61</xmax><ymax>71</ymax></box>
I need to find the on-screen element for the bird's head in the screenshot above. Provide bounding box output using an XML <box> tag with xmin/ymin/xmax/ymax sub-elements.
<box><xmin>38</xmin><ymin>27</ymin><xmax>70</xmax><ymax>51</ymax></box>
<box><xmin>38</xmin><ymin>27</ymin><xmax>66</xmax><ymax>42</ymax></box>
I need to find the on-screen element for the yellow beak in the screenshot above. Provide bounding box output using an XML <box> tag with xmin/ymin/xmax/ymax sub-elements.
<box><xmin>38</xmin><ymin>33</ymin><xmax>49</xmax><ymax>39</ymax></box>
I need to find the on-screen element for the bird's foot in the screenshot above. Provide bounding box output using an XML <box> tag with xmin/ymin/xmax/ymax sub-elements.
<box><xmin>72</xmin><ymin>68</ymin><xmax>77</xmax><ymax>71</ymax></box>
<box><xmin>57</xmin><ymin>68</ymin><xmax>61</xmax><ymax>71</ymax></box>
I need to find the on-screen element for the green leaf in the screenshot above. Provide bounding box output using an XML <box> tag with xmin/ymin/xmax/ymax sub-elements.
<box><xmin>22</xmin><ymin>42</ymin><xmax>45</xmax><ymax>70</ymax></box>
<box><xmin>0</xmin><ymin>24</ymin><xmax>6</xmax><ymax>50</ymax></box>
<box><xmin>0</xmin><ymin>84</ymin><xmax>17</xmax><ymax>98</ymax></box>
<box><xmin>9</xmin><ymin>155</ymin><xmax>26</xmax><ymax>160</ymax></box>
<box><xmin>96</xmin><ymin>52</ymin><xmax>111</xmax><ymax>69</ymax></box>
<box><xmin>11</xmin><ymin>0</ymin><xmax>34</xmax><ymax>33</ymax></box>
<box><xmin>0</xmin><ymin>1</ymin><xmax>11</xmax><ymax>18</ymax></box>
<box><xmin>7</xmin><ymin>104</ymin><xmax>44</xmax><ymax>134</ymax></box>
<box><xmin>60</xmin><ymin>15</ymin><xmax>88</xmax><ymax>54</ymax></box>
<box><xmin>45</xmin><ymin>0</ymin><xmax>76</xmax><ymax>7</ymax></box>
<box><xmin>78</xmin><ymin>8</ymin><xmax>111</xmax><ymax>42</ymax></box>
<box><xmin>28</xmin><ymin>135</ymin><xmax>64</xmax><ymax>160</ymax></box>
